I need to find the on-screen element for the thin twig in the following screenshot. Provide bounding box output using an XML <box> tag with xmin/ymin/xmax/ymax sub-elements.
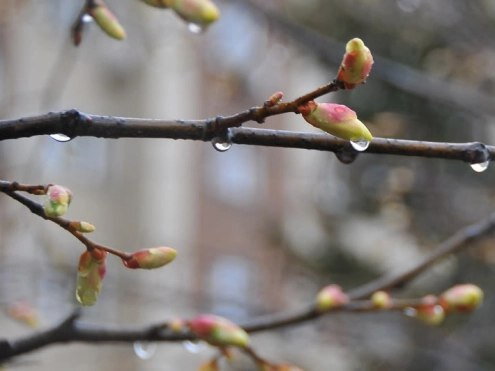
<box><xmin>0</xmin><ymin>181</ymin><xmax>131</xmax><ymax>260</ymax></box>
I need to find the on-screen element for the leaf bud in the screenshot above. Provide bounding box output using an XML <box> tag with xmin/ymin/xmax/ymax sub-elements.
<box><xmin>371</xmin><ymin>290</ymin><xmax>392</xmax><ymax>309</ymax></box>
<box><xmin>439</xmin><ymin>284</ymin><xmax>484</xmax><ymax>313</ymax></box>
<box><xmin>88</xmin><ymin>0</ymin><xmax>126</xmax><ymax>40</ymax></box>
<box><xmin>298</xmin><ymin>101</ymin><xmax>372</xmax><ymax>143</ymax></box>
<box><xmin>70</xmin><ymin>221</ymin><xmax>96</xmax><ymax>233</ymax></box>
<box><xmin>188</xmin><ymin>314</ymin><xmax>250</xmax><ymax>348</ymax></box>
<box><xmin>336</xmin><ymin>38</ymin><xmax>374</xmax><ymax>89</ymax></box>
<box><xmin>171</xmin><ymin>0</ymin><xmax>220</xmax><ymax>28</ymax></box>
<box><xmin>414</xmin><ymin>296</ymin><xmax>445</xmax><ymax>326</ymax></box>
<box><xmin>315</xmin><ymin>284</ymin><xmax>349</xmax><ymax>312</ymax></box>
<box><xmin>124</xmin><ymin>246</ymin><xmax>177</xmax><ymax>269</ymax></box>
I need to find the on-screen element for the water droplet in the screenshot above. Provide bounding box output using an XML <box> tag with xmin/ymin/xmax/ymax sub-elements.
<box><xmin>335</xmin><ymin>150</ymin><xmax>358</xmax><ymax>164</ymax></box>
<box><xmin>403</xmin><ymin>307</ymin><xmax>417</xmax><ymax>317</ymax></box>
<box><xmin>82</xmin><ymin>14</ymin><xmax>93</xmax><ymax>23</ymax></box>
<box><xmin>470</xmin><ymin>160</ymin><xmax>489</xmax><ymax>173</ymax></box>
<box><xmin>133</xmin><ymin>341</ymin><xmax>157</xmax><ymax>360</ymax></box>
<box><xmin>350</xmin><ymin>140</ymin><xmax>370</xmax><ymax>152</ymax></box>
<box><xmin>182</xmin><ymin>340</ymin><xmax>206</xmax><ymax>353</ymax></box>
<box><xmin>212</xmin><ymin>137</ymin><xmax>232</xmax><ymax>152</ymax></box>
<box><xmin>50</xmin><ymin>133</ymin><xmax>72</xmax><ymax>142</ymax></box>
<box><xmin>187</xmin><ymin>23</ymin><xmax>204</xmax><ymax>34</ymax></box>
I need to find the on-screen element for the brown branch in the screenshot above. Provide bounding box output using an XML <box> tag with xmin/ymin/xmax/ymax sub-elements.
<box><xmin>0</xmin><ymin>181</ymin><xmax>131</xmax><ymax>261</ymax></box>
<box><xmin>0</xmin><ymin>109</ymin><xmax>493</xmax><ymax>164</ymax></box>
<box><xmin>0</xmin><ymin>298</ymin><xmax>424</xmax><ymax>362</ymax></box>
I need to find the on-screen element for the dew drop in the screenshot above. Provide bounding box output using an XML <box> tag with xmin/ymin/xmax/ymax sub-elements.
<box><xmin>133</xmin><ymin>341</ymin><xmax>157</xmax><ymax>360</ymax></box>
<box><xmin>335</xmin><ymin>150</ymin><xmax>358</xmax><ymax>164</ymax></box>
<box><xmin>182</xmin><ymin>340</ymin><xmax>206</xmax><ymax>354</ymax></box>
<box><xmin>470</xmin><ymin>160</ymin><xmax>489</xmax><ymax>173</ymax></box>
<box><xmin>82</xmin><ymin>14</ymin><xmax>93</xmax><ymax>23</ymax></box>
<box><xmin>50</xmin><ymin>133</ymin><xmax>72</xmax><ymax>142</ymax></box>
<box><xmin>187</xmin><ymin>23</ymin><xmax>204</xmax><ymax>34</ymax></box>
<box><xmin>403</xmin><ymin>307</ymin><xmax>417</xmax><ymax>317</ymax></box>
<box><xmin>212</xmin><ymin>137</ymin><xmax>232</xmax><ymax>152</ymax></box>
<box><xmin>350</xmin><ymin>139</ymin><xmax>370</xmax><ymax>152</ymax></box>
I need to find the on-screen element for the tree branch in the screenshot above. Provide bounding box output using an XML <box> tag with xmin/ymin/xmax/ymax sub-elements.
<box><xmin>0</xmin><ymin>299</ymin><xmax>424</xmax><ymax>362</ymax></box>
<box><xmin>0</xmin><ymin>109</ymin><xmax>493</xmax><ymax>164</ymax></box>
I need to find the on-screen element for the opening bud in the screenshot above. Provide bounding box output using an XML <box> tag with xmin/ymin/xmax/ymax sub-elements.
<box><xmin>88</xmin><ymin>0</ymin><xmax>126</xmax><ymax>40</ymax></box>
<box><xmin>371</xmin><ymin>290</ymin><xmax>392</xmax><ymax>309</ymax></box>
<box><xmin>171</xmin><ymin>0</ymin><xmax>220</xmax><ymax>27</ymax></box>
<box><xmin>188</xmin><ymin>314</ymin><xmax>250</xmax><ymax>348</ymax></box>
<box><xmin>298</xmin><ymin>102</ymin><xmax>372</xmax><ymax>143</ymax></box>
<box><xmin>76</xmin><ymin>249</ymin><xmax>107</xmax><ymax>306</ymax></box>
<box><xmin>43</xmin><ymin>185</ymin><xmax>72</xmax><ymax>217</ymax></box>
<box><xmin>439</xmin><ymin>284</ymin><xmax>484</xmax><ymax>313</ymax></box>
<box><xmin>337</xmin><ymin>37</ymin><xmax>374</xmax><ymax>89</ymax></box>
<box><xmin>124</xmin><ymin>246</ymin><xmax>177</xmax><ymax>269</ymax></box>
<box><xmin>315</xmin><ymin>284</ymin><xmax>349</xmax><ymax>312</ymax></box>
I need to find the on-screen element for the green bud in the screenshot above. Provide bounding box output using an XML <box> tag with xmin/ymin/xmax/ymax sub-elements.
<box><xmin>170</xmin><ymin>0</ymin><xmax>220</xmax><ymax>27</ymax></box>
<box><xmin>89</xmin><ymin>1</ymin><xmax>126</xmax><ymax>40</ymax></box>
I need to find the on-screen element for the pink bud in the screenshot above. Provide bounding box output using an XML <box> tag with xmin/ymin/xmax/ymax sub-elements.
<box><xmin>76</xmin><ymin>249</ymin><xmax>107</xmax><ymax>306</ymax></box>
<box><xmin>371</xmin><ymin>291</ymin><xmax>392</xmax><ymax>309</ymax></box>
<box><xmin>124</xmin><ymin>246</ymin><xmax>177</xmax><ymax>269</ymax></box>
<box><xmin>299</xmin><ymin>101</ymin><xmax>373</xmax><ymax>142</ymax></box>
<box><xmin>43</xmin><ymin>185</ymin><xmax>72</xmax><ymax>217</ymax></box>
<box><xmin>337</xmin><ymin>38</ymin><xmax>374</xmax><ymax>89</ymax></box>
<box><xmin>439</xmin><ymin>284</ymin><xmax>484</xmax><ymax>313</ymax></box>
<box><xmin>188</xmin><ymin>314</ymin><xmax>250</xmax><ymax>348</ymax></box>
<box><xmin>315</xmin><ymin>284</ymin><xmax>349</xmax><ymax>312</ymax></box>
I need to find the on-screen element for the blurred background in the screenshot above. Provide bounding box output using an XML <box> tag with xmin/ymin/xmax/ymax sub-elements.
<box><xmin>1</xmin><ymin>0</ymin><xmax>495</xmax><ymax>370</ymax></box>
